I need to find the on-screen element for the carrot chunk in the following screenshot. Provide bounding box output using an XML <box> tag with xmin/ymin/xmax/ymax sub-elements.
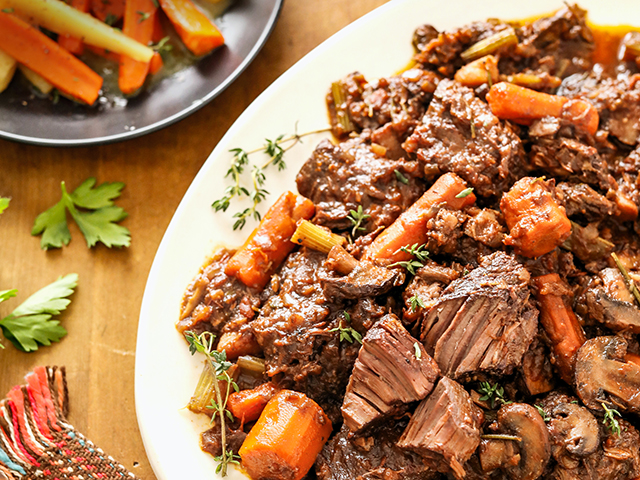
<box><xmin>216</xmin><ymin>331</ymin><xmax>261</xmax><ymax>360</ymax></box>
<box><xmin>0</xmin><ymin>12</ymin><xmax>103</xmax><ymax>105</ymax></box>
<box><xmin>500</xmin><ymin>177</ymin><xmax>571</xmax><ymax>258</ymax></box>
<box><xmin>486</xmin><ymin>82</ymin><xmax>599</xmax><ymax>135</ymax></box>
<box><xmin>532</xmin><ymin>274</ymin><xmax>586</xmax><ymax>384</ymax></box>
<box><xmin>362</xmin><ymin>173</ymin><xmax>476</xmax><ymax>264</ymax></box>
<box><xmin>228</xmin><ymin>382</ymin><xmax>278</xmax><ymax>424</ymax></box>
<box><xmin>119</xmin><ymin>0</ymin><xmax>157</xmax><ymax>94</ymax></box>
<box><xmin>239</xmin><ymin>390</ymin><xmax>332</xmax><ymax>480</ymax></box>
<box><xmin>91</xmin><ymin>0</ymin><xmax>126</xmax><ymax>24</ymax></box>
<box><xmin>58</xmin><ymin>0</ymin><xmax>90</xmax><ymax>55</ymax></box>
<box><xmin>158</xmin><ymin>0</ymin><xmax>224</xmax><ymax>56</ymax></box>
<box><xmin>225</xmin><ymin>191</ymin><xmax>315</xmax><ymax>290</ymax></box>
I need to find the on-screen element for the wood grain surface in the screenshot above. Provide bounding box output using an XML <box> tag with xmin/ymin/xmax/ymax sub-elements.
<box><xmin>0</xmin><ymin>1</ymin><xmax>389</xmax><ymax>478</ymax></box>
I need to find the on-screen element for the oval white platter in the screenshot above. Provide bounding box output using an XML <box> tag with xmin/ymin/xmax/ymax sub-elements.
<box><xmin>135</xmin><ymin>1</ymin><xmax>638</xmax><ymax>479</ymax></box>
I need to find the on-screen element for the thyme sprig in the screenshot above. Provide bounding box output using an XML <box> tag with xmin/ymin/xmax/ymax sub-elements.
<box><xmin>212</xmin><ymin>128</ymin><xmax>330</xmax><ymax>230</ymax></box>
<box><xmin>408</xmin><ymin>294</ymin><xmax>425</xmax><ymax>312</ymax></box>
<box><xmin>478</xmin><ymin>381</ymin><xmax>511</xmax><ymax>409</ymax></box>
<box><xmin>185</xmin><ymin>331</ymin><xmax>240</xmax><ymax>476</ymax></box>
<box><xmin>535</xmin><ymin>404</ymin><xmax>550</xmax><ymax>422</ymax></box>
<box><xmin>602</xmin><ymin>402</ymin><xmax>622</xmax><ymax>436</ymax></box>
<box><xmin>347</xmin><ymin>205</ymin><xmax>371</xmax><ymax>238</ymax></box>
<box><xmin>611</xmin><ymin>252</ymin><xmax>640</xmax><ymax>307</ymax></box>
<box><xmin>390</xmin><ymin>243</ymin><xmax>429</xmax><ymax>275</ymax></box>
<box><xmin>330</xmin><ymin>312</ymin><xmax>362</xmax><ymax>344</ymax></box>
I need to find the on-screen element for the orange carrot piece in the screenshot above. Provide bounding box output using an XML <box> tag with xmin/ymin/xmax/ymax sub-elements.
<box><xmin>158</xmin><ymin>0</ymin><xmax>224</xmax><ymax>56</ymax></box>
<box><xmin>613</xmin><ymin>191</ymin><xmax>639</xmax><ymax>221</ymax></box>
<box><xmin>501</xmin><ymin>177</ymin><xmax>572</xmax><ymax>258</ymax></box>
<box><xmin>119</xmin><ymin>0</ymin><xmax>157</xmax><ymax>94</ymax></box>
<box><xmin>86</xmin><ymin>45</ymin><xmax>121</xmax><ymax>63</ymax></box>
<box><xmin>532</xmin><ymin>274</ymin><xmax>586</xmax><ymax>384</ymax></box>
<box><xmin>91</xmin><ymin>0</ymin><xmax>126</xmax><ymax>24</ymax></box>
<box><xmin>486</xmin><ymin>82</ymin><xmax>599</xmax><ymax>135</ymax></box>
<box><xmin>58</xmin><ymin>0</ymin><xmax>90</xmax><ymax>55</ymax></box>
<box><xmin>225</xmin><ymin>191</ymin><xmax>315</xmax><ymax>290</ymax></box>
<box><xmin>149</xmin><ymin>51</ymin><xmax>163</xmax><ymax>75</ymax></box>
<box><xmin>152</xmin><ymin>10</ymin><xmax>166</xmax><ymax>43</ymax></box>
<box><xmin>362</xmin><ymin>173</ymin><xmax>476</xmax><ymax>264</ymax></box>
<box><xmin>0</xmin><ymin>13</ymin><xmax>102</xmax><ymax>105</ymax></box>
<box><xmin>216</xmin><ymin>331</ymin><xmax>261</xmax><ymax>360</ymax></box>
<box><xmin>228</xmin><ymin>383</ymin><xmax>278</xmax><ymax>424</ymax></box>
<box><xmin>239</xmin><ymin>390</ymin><xmax>332</xmax><ymax>480</ymax></box>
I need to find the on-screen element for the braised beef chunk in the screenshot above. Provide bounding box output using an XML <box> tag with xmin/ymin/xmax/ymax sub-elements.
<box><xmin>316</xmin><ymin>424</ymin><xmax>438</xmax><ymax>480</ymax></box>
<box><xmin>296</xmin><ymin>137</ymin><xmax>424</xmax><ymax>234</ymax></box>
<box><xmin>251</xmin><ymin>248</ymin><xmax>385</xmax><ymax>423</ymax></box>
<box><xmin>177</xmin><ymin>248</ymin><xmax>261</xmax><ymax>340</ymax></box>
<box><xmin>397</xmin><ymin>377</ymin><xmax>483</xmax><ymax>479</ymax></box>
<box><xmin>321</xmin><ymin>257</ymin><xmax>405</xmax><ymax>301</ymax></box>
<box><xmin>403</xmin><ymin>79</ymin><xmax>526</xmax><ymax>197</ymax></box>
<box><xmin>464</xmin><ymin>208</ymin><xmax>506</xmax><ymax>249</ymax></box>
<box><xmin>341</xmin><ymin>315</ymin><xmax>439</xmax><ymax>433</ymax></box>
<box><xmin>556</xmin><ymin>182</ymin><xmax>615</xmax><ymax>221</ymax></box>
<box><xmin>420</xmin><ymin>252</ymin><xmax>538</xmax><ymax>379</ymax></box>
<box><xmin>327</xmin><ymin>69</ymin><xmax>440</xmax><ymax>140</ymax></box>
<box><xmin>582</xmin><ymin>268</ymin><xmax>640</xmax><ymax>333</ymax></box>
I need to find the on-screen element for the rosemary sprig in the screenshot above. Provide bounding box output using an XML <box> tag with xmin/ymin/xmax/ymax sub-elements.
<box><xmin>478</xmin><ymin>381</ymin><xmax>510</xmax><ymax>409</ymax></box>
<box><xmin>185</xmin><ymin>331</ymin><xmax>240</xmax><ymax>476</ymax></box>
<box><xmin>347</xmin><ymin>205</ymin><xmax>371</xmax><ymax>237</ymax></box>
<box><xmin>611</xmin><ymin>252</ymin><xmax>640</xmax><ymax>307</ymax></box>
<box><xmin>329</xmin><ymin>312</ymin><xmax>362</xmax><ymax>344</ymax></box>
<box><xmin>212</xmin><ymin>128</ymin><xmax>330</xmax><ymax>230</ymax></box>
<box><xmin>390</xmin><ymin>243</ymin><xmax>429</xmax><ymax>275</ymax></box>
<box><xmin>602</xmin><ymin>402</ymin><xmax>622</xmax><ymax>436</ymax></box>
<box><xmin>408</xmin><ymin>294</ymin><xmax>425</xmax><ymax>312</ymax></box>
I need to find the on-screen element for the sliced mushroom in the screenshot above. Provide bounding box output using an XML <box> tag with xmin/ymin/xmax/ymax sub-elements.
<box><xmin>584</xmin><ymin>269</ymin><xmax>640</xmax><ymax>333</ymax></box>
<box><xmin>547</xmin><ymin>402</ymin><xmax>599</xmax><ymax>457</ymax></box>
<box><xmin>575</xmin><ymin>336</ymin><xmax>640</xmax><ymax>412</ymax></box>
<box><xmin>496</xmin><ymin>403</ymin><xmax>551</xmax><ymax>480</ymax></box>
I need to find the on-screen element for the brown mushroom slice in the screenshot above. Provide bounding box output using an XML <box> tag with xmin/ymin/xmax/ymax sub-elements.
<box><xmin>497</xmin><ymin>403</ymin><xmax>551</xmax><ymax>480</ymax></box>
<box><xmin>548</xmin><ymin>402</ymin><xmax>599</xmax><ymax>457</ymax></box>
<box><xmin>575</xmin><ymin>336</ymin><xmax>640</xmax><ymax>412</ymax></box>
<box><xmin>585</xmin><ymin>269</ymin><xmax>640</xmax><ymax>333</ymax></box>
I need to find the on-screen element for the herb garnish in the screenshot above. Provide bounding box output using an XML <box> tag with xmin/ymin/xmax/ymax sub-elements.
<box><xmin>212</xmin><ymin>128</ymin><xmax>330</xmax><ymax>230</ymax></box>
<box><xmin>535</xmin><ymin>404</ymin><xmax>549</xmax><ymax>422</ymax></box>
<box><xmin>413</xmin><ymin>342</ymin><xmax>422</xmax><ymax>360</ymax></box>
<box><xmin>389</xmin><ymin>243</ymin><xmax>429</xmax><ymax>275</ymax></box>
<box><xmin>104</xmin><ymin>13</ymin><xmax>117</xmax><ymax>25</ymax></box>
<box><xmin>330</xmin><ymin>312</ymin><xmax>362</xmax><ymax>344</ymax></box>
<box><xmin>602</xmin><ymin>402</ymin><xmax>622</xmax><ymax>436</ymax></box>
<box><xmin>478</xmin><ymin>381</ymin><xmax>510</xmax><ymax>409</ymax></box>
<box><xmin>0</xmin><ymin>274</ymin><xmax>78</xmax><ymax>351</ymax></box>
<box><xmin>347</xmin><ymin>205</ymin><xmax>371</xmax><ymax>238</ymax></box>
<box><xmin>150</xmin><ymin>36</ymin><xmax>172</xmax><ymax>55</ymax></box>
<box><xmin>408</xmin><ymin>294</ymin><xmax>425</xmax><ymax>312</ymax></box>
<box><xmin>185</xmin><ymin>331</ymin><xmax>240</xmax><ymax>476</ymax></box>
<box><xmin>394</xmin><ymin>169</ymin><xmax>409</xmax><ymax>184</ymax></box>
<box><xmin>32</xmin><ymin>178</ymin><xmax>130</xmax><ymax>249</ymax></box>
<box><xmin>136</xmin><ymin>11</ymin><xmax>151</xmax><ymax>23</ymax></box>
<box><xmin>455</xmin><ymin>187</ymin><xmax>474</xmax><ymax>199</ymax></box>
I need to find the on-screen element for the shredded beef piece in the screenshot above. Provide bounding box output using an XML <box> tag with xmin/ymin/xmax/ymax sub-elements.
<box><xmin>520</xmin><ymin>335</ymin><xmax>555</xmax><ymax>396</ymax></box>
<box><xmin>320</xmin><ymin>258</ymin><xmax>405</xmax><ymax>301</ymax></box>
<box><xmin>420</xmin><ymin>251</ymin><xmax>538</xmax><ymax>379</ymax></box>
<box><xmin>296</xmin><ymin>137</ymin><xmax>424</xmax><ymax>234</ymax></box>
<box><xmin>403</xmin><ymin>79</ymin><xmax>526</xmax><ymax>197</ymax></box>
<box><xmin>464</xmin><ymin>208</ymin><xmax>506</xmax><ymax>249</ymax></box>
<box><xmin>556</xmin><ymin>182</ymin><xmax>615</xmax><ymax>221</ymax></box>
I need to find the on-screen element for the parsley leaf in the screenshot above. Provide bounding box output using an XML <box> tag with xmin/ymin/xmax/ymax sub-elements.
<box><xmin>32</xmin><ymin>179</ymin><xmax>130</xmax><ymax>249</ymax></box>
<box><xmin>0</xmin><ymin>274</ymin><xmax>78</xmax><ymax>352</ymax></box>
<box><xmin>0</xmin><ymin>197</ymin><xmax>9</xmax><ymax>214</ymax></box>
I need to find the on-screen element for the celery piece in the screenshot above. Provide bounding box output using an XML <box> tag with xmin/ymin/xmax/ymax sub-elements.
<box><xmin>461</xmin><ymin>27</ymin><xmax>518</xmax><ymax>62</ymax></box>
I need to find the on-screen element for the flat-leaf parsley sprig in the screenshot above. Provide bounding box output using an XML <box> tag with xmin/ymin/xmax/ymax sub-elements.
<box><xmin>32</xmin><ymin>178</ymin><xmax>130</xmax><ymax>249</ymax></box>
<box><xmin>0</xmin><ymin>274</ymin><xmax>78</xmax><ymax>351</ymax></box>
<box><xmin>185</xmin><ymin>331</ymin><xmax>240</xmax><ymax>476</ymax></box>
<box><xmin>212</xmin><ymin>127</ymin><xmax>330</xmax><ymax>230</ymax></box>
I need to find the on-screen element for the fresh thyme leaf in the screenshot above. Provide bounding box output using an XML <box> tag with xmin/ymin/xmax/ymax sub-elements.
<box><xmin>389</xmin><ymin>243</ymin><xmax>429</xmax><ymax>275</ymax></box>
<box><xmin>477</xmin><ymin>381</ymin><xmax>509</xmax><ymax>409</ymax></box>
<box><xmin>394</xmin><ymin>169</ymin><xmax>409</xmax><ymax>184</ymax></box>
<box><xmin>136</xmin><ymin>10</ymin><xmax>150</xmax><ymax>22</ymax></box>
<box><xmin>0</xmin><ymin>197</ymin><xmax>9</xmax><ymax>214</ymax></box>
<box><xmin>455</xmin><ymin>187</ymin><xmax>474</xmax><ymax>199</ymax></box>
<box><xmin>0</xmin><ymin>274</ymin><xmax>78</xmax><ymax>352</ymax></box>
<box><xmin>413</xmin><ymin>342</ymin><xmax>422</xmax><ymax>360</ymax></box>
<box><xmin>347</xmin><ymin>205</ymin><xmax>371</xmax><ymax>237</ymax></box>
<box><xmin>104</xmin><ymin>13</ymin><xmax>117</xmax><ymax>25</ymax></box>
<box><xmin>2</xmin><ymin>7</ymin><xmax>14</xmax><ymax>13</ymax></box>
<box><xmin>150</xmin><ymin>36</ymin><xmax>172</xmax><ymax>55</ymax></box>
<box><xmin>330</xmin><ymin>311</ymin><xmax>363</xmax><ymax>345</ymax></box>
<box><xmin>32</xmin><ymin>179</ymin><xmax>130</xmax><ymax>249</ymax></box>
<box><xmin>602</xmin><ymin>402</ymin><xmax>622</xmax><ymax>436</ymax></box>
<box><xmin>535</xmin><ymin>404</ymin><xmax>549</xmax><ymax>422</ymax></box>
<box><xmin>409</xmin><ymin>294</ymin><xmax>425</xmax><ymax>312</ymax></box>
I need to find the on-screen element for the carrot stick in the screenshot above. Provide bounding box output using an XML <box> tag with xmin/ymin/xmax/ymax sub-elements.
<box><xmin>158</xmin><ymin>0</ymin><xmax>224</xmax><ymax>56</ymax></box>
<box><xmin>0</xmin><ymin>12</ymin><xmax>102</xmax><ymax>104</ymax></box>
<box><xmin>239</xmin><ymin>390</ymin><xmax>332</xmax><ymax>480</ymax></box>
<box><xmin>224</xmin><ymin>191</ymin><xmax>315</xmax><ymax>290</ymax></box>
<box><xmin>228</xmin><ymin>383</ymin><xmax>278</xmax><ymax>424</ymax></box>
<box><xmin>501</xmin><ymin>177</ymin><xmax>572</xmax><ymax>258</ymax></box>
<box><xmin>362</xmin><ymin>173</ymin><xmax>476</xmax><ymax>264</ymax></box>
<box><xmin>486</xmin><ymin>82</ymin><xmax>599</xmax><ymax>135</ymax></box>
<box><xmin>118</xmin><ymin>0</ymin><xmax>156</xmax><ymax>94</ymax></box>
<box><xmin>91</xmin><ymin>0</ymin><xmax>125</xmax><ymax>24</ymax></box>
<box><xmin>216</xmin><ymin>330</ymin><xmax>261</xmax><ymax>360</ymax></box>
<box><xmin>58</xmin><ymin>0</ymin><xmax>89</xmax><ymax>55</ymax></box>
<box><xmin>149</xmin><ymin>51</ymin><xmax>163</xmax><ymax>75</ymax></box>
<box><xmin>532</xmin><ymin>274</ymin><xmax>586</xmax><ymax>384</ymax></box>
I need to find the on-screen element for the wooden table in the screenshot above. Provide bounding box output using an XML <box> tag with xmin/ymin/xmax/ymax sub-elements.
<box><xmin>0</xmin><ymin>1</ymin><xmax>389</xmax><ymax>478</ymax></box>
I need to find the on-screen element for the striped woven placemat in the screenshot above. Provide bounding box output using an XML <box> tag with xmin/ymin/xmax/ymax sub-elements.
<box><xmin>0</xmin><ymin>366</ymin><xmax>138</xmax><ymax>480</ymax></box>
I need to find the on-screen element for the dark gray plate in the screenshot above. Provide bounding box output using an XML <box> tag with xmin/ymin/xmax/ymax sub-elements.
<box><xmin>0</xmin><ymin>0</ymin><xmax>283</xmax><ymax>147</ymax></box>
